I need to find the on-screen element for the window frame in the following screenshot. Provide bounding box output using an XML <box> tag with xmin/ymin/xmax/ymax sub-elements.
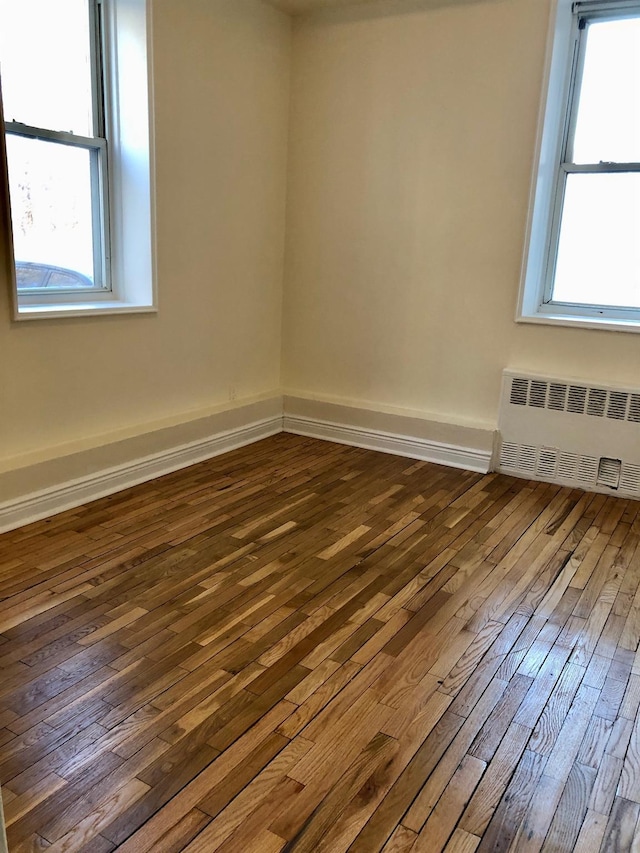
<box><xmin>2</xmin><ymin>0</ymin><xmax>157</xmax><ymax>320</ymax></box>
<box><xmin>518</xmin><ymin>0</ymin><xmax>640</xmax><ymax>332</ymax></box>
<box><xmin>6</xmin><ymin>122</ymin><xmax>112</xmax><ymax>304</ymax></box>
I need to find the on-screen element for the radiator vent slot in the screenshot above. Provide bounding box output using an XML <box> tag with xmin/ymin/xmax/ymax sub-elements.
<box><xmin>518</xmin><ymin>445</ymin><xmax>537</xmax><ymax>473</ymax></box>
<box><xmin>510</xmin><ymin>378</ymin><xmax>529</xmax><ymax>406</ymax></box>
<box><xmin>537</xmin><ymin>447</ymin><xmax>558</xmax><ymax>478</ymax></box>
<box><xmin>587</xmin><ymin>388</ymin><xmax>606</xmax><ymax>417</ymax></box>
<box><xmin>621</xmin><ymin>464</ymin><xmax>640</xmax><ymax>493</ymax></box>
<box><xmin>548</xmin><ymin>383</ymin><xmax>567</xmax><ymax>411</ymax></box>
<box><xmin>557</xmin><ymin>452</ymin><xmax>579</xmax><ymax>480</ymax></box>
<box><xmin>529</xmin><ymin>380</ymin><xmax>547</xmax><ymax>408</ymax></box>
<box><xmin>508</xmin><ymin>377</ymin><xmax>640</xmax><ymax>424</ymax></box>
<box><xmin>500</xmin><ymin>442</ymin><xmax>520</xmax><ymax>469</ymax></box>
<box><xmin>577</xmin><ymin>456</ymin><xmax>599</xmax><ymax>484</ymax></box>
<box><xmin>608</xmin><ymin>392</ymin><xmax>628</xmax><ymax>420</ymax></box>
<box><xmin>568</xmin><ymin>385</ymin><xmax>587</xmax><ymax>415</ymax></box>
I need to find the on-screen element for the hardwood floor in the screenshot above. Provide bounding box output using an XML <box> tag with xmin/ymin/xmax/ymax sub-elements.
<box><xmin>0</xmin><ymin>433</ymin><xmax>638</xmax><ymax>852</ymax></box>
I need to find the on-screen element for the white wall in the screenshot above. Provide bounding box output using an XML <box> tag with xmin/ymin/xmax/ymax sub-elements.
<box><xmin>282</xmin><ymin>0</ymin><xmax>640</xmax><ymax>431</ymax></box>
<box><xmin>0</xmin><ymin>0</ymin><xmax>291</xmax><ymax>473</ymax></box>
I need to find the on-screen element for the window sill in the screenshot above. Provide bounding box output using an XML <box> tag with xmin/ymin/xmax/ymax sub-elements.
<box><xmin>517</xmin><ymin>309</ymin><xmax>640</xmax><ymax>335</ymax></box>
<box><xmin>14</xmin><ymin>300</ymin><xmax>158</xmax><ymax>321</ymax></box>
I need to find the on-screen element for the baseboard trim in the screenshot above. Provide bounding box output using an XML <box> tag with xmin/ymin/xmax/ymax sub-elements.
<box><xmin>283</xmin><ymin>414</ymin><xmax>492</xmax><ymax>474</ymax></box>
<box><xmin>1</xmin><ymin>396</ymin><xmax>494</xmax><ymax>534</ymax></box>
<box><xmin>0</xmin><ymin>415</ymin><xmax>282</xmax><ymax>534</ymax></box>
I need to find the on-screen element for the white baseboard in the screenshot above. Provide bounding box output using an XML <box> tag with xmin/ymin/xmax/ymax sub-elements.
<box><xmin>283</xmin><ymin>414</ymin><xmax>492</xmax><ymax>473</ymax></box>
<box><xmin>0</xmin><ymin>415</ymin><xmax>282</xmax><ymax>534</ymax></box>
<box><xmin>0</xmin><ymin>394</ymin><xmax>495</xmax><ymax>534</ymax></box>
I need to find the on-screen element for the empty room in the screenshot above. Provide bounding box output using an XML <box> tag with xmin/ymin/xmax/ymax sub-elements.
<box><xmin>0</xmin><ymin>0</ymin><xmax>639</xmax><ymax>850</ymax></box>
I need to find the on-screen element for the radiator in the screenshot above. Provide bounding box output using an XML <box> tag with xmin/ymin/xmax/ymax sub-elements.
<box><xmin>497</xmin><ymin>370</ymin><xmax>640</xmax><ymax>498</ymax></box>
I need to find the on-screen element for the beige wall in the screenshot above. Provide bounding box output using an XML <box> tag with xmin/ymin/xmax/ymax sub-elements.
<box><xmin>0</xmin><ymin>0</ymin><xmax>291</xmax><ymax>471</ymax></box>
<box><xmin>282</xmin><ymin>0</ymin><xmax>640</xmax><ymax>430</ymax></box>
<box><xmin>4</xmin><ymin>0</ymin><xmax>640</xmax><ymax>492</ymax></box>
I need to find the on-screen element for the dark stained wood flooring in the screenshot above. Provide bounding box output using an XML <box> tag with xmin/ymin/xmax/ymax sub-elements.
<box><xmin>0</xmin><ymin>433</ymin><xmax>639</xmax><ymax>852</ymax></box>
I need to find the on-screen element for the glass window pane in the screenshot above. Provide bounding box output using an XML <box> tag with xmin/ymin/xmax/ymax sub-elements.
<box><xmin>6</xmin><ymin>134</ymin><xmax>97</xmax><ymax>289</ymax></box>
<box><xmin>552</xmin><ymin>172</ymin><xmax>640</xmax><ymax>309</ymax></box>
<box><xmin>572</xmin><ymin>17</ymin><xmax>640</xmax><ymax>164</ymax></box>
<box><xmin>0</xmin><ymin>0</ymin><xmax>94</xmax><ymax>136</ymax></box>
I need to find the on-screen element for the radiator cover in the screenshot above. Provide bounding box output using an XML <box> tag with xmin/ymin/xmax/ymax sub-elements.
<box><xmin>497</xmin><ymin>370</ymin><xmax>640</xmax><ymax>498</ymax></box>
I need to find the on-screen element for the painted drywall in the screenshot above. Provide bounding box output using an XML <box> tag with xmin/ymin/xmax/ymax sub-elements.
<box><xmin>0</xmin><ymin>0</ymin><xmax>291</xmax><ymax>471</ymax></box>
<box><xmin>281</xmin><ymin>0</ymin><xmax>640</xmax><ymax>430</ymax></box>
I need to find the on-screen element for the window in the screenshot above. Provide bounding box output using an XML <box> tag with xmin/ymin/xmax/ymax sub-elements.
<box><xmin>2</xmin><ymin>0</ymin><xmax>110</xmax><ymax>304</ymax></box>
<box><xmin>519</xmin><ymin>0</ymin><xmax>640</xmax><ymax>331</ymax></box>
<box><xmin>0</xmin><ymin>0</ymin><xmax>156</xmax><ymax>319</ymax></box>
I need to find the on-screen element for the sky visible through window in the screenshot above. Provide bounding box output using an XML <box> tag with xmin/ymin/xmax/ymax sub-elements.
<box><xmin>550</xmin><ymin>17</ymin><xmax>640</xmax><ymax>309</ymax></box>
<box><xmin>0</xmin><ymin>0</ymin><xmax>96</xmax><ymax>285</ymax></box>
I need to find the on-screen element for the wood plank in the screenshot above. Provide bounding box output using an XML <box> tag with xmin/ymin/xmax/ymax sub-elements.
<box><xmin>540</xmin><ymin>762</ymin><xmax>596</xmax><ymax>852</ymax></box>
<box><xmin>411</xmin><ymin>755</ymin><xmax>485</xmax><ymax>852</ymax></box>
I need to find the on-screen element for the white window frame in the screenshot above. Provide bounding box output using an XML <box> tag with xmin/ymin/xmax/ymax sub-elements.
<box><xmin>518</xmin><ymin>0</ymin><xmax>640</xmax><ymax>333</ymax></box>
<box><xmin>2</xmin><ymin>0</ymin><xmax>157</xmax><ymax>320</ymax></box>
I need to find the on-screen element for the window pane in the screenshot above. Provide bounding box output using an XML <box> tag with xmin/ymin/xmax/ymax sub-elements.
<box><xmin>7</xmin><ymin>134</ymin><xmax>97</xmax><ymax>289</ymax></box>
<box><xmin>0</xmin><ymin>0</ymin><xmax>94</xmax><ymax>136</ymax></box>
<box><xmin>552</xmin><ymin>172</ymin><xmax>640</xmax><ymax>309</ymax></box>
<box><xmin>572</xmin><ymin>17</ymin><xmax>640</xmax><ymax>164</ymax></box>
